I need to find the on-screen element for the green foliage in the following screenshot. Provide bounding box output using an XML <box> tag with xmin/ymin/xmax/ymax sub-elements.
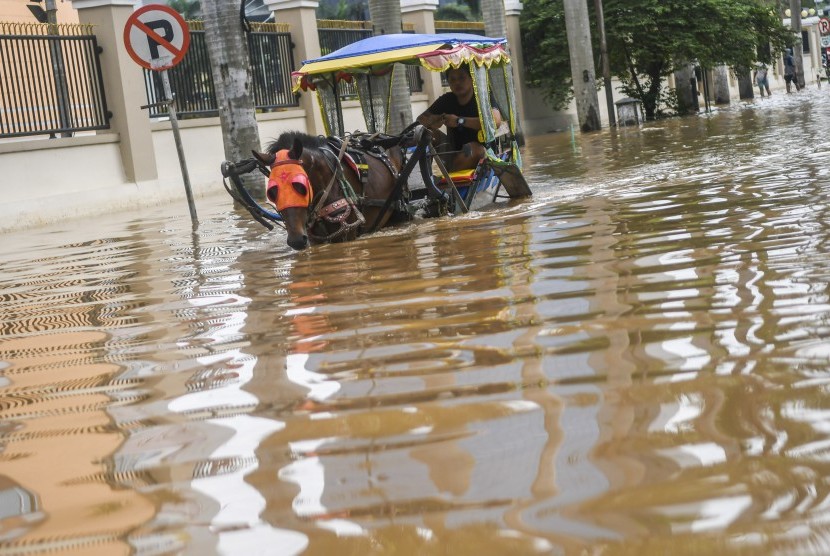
<box><xmin>166</xmin><ymin>0</ymin><xmax>201</xmax><ymax>19</ymax></box>
<box><xmin>435</xmin><ymin>3</ymin><xmax>478</xmax><ymax>22</ymax></box>
<box><xmin>520</xmin><ymin>0</ymin><xmax>796</xmax><ymax>119</ymax></box>
<box><xmin>317</xmin><ymin>0</ymin><xmax>368</xmax><ymax>20</ymax></box>
<box><xmin>517</xmin><ymin>0</ymin><xmax>572</xmax><ymax>110</ymax></box>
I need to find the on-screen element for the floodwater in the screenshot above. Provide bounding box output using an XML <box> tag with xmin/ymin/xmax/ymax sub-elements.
<box><xmin>2</xmin><ymin>88</ymin><xmax>830</xmax><ymax>556</ymax></box>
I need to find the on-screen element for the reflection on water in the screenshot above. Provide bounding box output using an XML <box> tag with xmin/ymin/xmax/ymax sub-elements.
<box><xmin>3</xmin><ymin>90</ymin><xmax>830</xmax><ymax>554</ymax></box>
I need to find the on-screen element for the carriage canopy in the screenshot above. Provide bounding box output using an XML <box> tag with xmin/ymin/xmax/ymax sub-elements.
<box><xmin>292</xmin><ymin>33</ymin><xmax>508</xmax><ymax>90</ymax></box>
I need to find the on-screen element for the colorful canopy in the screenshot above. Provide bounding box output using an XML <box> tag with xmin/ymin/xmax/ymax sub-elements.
<box><xmin>292</xmin><ymin>33</ymin><xmax>510</xmax><ymax>92</ymax></box>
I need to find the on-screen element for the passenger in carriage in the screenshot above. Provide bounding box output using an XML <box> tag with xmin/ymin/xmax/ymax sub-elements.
<box><xmin>416</xmin><ymin>63</ymin><xmax>502</xmax><ymax>172</ymax></box>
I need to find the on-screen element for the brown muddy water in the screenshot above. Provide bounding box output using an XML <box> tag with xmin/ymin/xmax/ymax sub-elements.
<box><xmin>3</xmin><ymin>89</ymin><xmax>830</xmax><ymax>555</ymax></box>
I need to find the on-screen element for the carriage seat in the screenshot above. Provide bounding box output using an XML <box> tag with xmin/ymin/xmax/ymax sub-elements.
<box><xmin>437</xmin><ymin>168</ymin><xmax>478</xmax><ymax>185</ymax></box>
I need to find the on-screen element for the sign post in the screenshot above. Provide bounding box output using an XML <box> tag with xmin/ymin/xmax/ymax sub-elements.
<box><xmin>124</xmin><ymin>5</ymin><xmax>197</xmax><ymax>225</ymax></box>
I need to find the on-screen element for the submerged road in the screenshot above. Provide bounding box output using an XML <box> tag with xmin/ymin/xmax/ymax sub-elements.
<box><xmin>1</xmin><ymin>88</ymin><xmax>830</xmax><ymax>554</ymax></box>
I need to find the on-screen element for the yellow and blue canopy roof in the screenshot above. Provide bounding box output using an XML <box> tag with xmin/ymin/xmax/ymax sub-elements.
<box><xmin>292</xmin><ymin>33</ymin><xmax>510</xmax><ymax>92</ymax></box>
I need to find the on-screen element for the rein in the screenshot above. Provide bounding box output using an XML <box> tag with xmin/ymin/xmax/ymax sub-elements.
<box><xmin>307</xmin><ymin>139</ymin><xmax>366</xmax><ymax>242</ymax></box>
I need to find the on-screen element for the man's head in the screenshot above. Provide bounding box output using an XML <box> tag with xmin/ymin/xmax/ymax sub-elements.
<box><xmin>446</xmin><ymin>64</ymin><xmax>474</xmax><ymax>102</ymax></box>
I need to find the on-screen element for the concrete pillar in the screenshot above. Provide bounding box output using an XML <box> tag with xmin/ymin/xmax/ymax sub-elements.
<box><xmin>737</xmin><ymin>71</ymin><xmax>754</xmax><ymax>99</ymax></box>
<box><xmin>401</xmin><ymin>0</ymin><xmax>443</xmax><ymax>105</ymax></box>
<box><xmin>264</xmin><ymin>0</ymin><xmax>325</xmax><ymax>136</ymax></box>
<box><xmin>69</xmin><ymin>0</ymin><xmax>157</xmax><ymax>183</ymax></box>
<box><xmin>504</xmin><ymin>1</ymin><xmax>527</xmax><ymax>133</ymax></box>
<box><xmin>673</xmin><ymin>63</ymin><xmax>699</xmax><ymax>114</ymax></box>
<box><xmin>713</xmin><ymin>65</ymin><xmax>731</xmax><ymax>104</ymax></box>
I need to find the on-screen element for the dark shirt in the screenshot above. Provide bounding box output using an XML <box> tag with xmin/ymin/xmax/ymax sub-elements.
<box><xmin>427</xmin><ymin>92</ymin><xmax>481</xmax><ymax>150</ymax></box>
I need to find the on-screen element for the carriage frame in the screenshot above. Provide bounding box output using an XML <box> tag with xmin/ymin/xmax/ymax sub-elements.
<box><xmin>220</xmin><ymin>32</ymin><xmax>531</xmax><ymax>238</ymax></box>
<box><xmin>292</xmin><ymin>32</ymin><xmax>531</xmax><ymax>211</ymax></box>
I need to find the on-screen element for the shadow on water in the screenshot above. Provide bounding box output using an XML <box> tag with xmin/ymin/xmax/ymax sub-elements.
<box><xmin>2</xmin><ymin>88</ymin><xmax>830</xmax><ymax>554</ymax></box>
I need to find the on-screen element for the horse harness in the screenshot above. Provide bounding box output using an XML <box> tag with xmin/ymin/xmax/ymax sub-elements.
<box><xmin>301</xmin><ymin>134</ymin><xmax>406</xmax><ymax>241</ymax></box>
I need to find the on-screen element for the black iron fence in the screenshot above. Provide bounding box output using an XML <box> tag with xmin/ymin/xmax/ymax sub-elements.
<box><xmin>0</xmin><ymin>23</ymin><xmax>110</xmax><ymax>138</ymax></box>
<box><xmin>318</xmin><ymin>21</ymin><xmax>371</xmax><ymax>99</ymax></box>
<box><xmin>434</xmin><ymin>21</ymin><xmax>486</xmax><ymax>36</ymax></box>
<box><xmin>317</xmin><ymin>20</ymin><xmax>423</xmax><ymax>98</ymax></box>
<box><xmin>143</xmin><ymin>22</ymin><xmax>298</xmax><ymax>119</ymax></box>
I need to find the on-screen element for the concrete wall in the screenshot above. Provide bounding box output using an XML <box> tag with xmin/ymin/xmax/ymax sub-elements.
<box><xmin>0</xmin><ymin>95</ymin><xmax>430</xmax><ymax>233</ymax></box>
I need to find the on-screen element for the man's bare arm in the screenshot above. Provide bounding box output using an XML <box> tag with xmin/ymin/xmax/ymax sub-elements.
<box><xmin>417</xmin><ymin>111</ymin><xmax>444</xmax><ymax>130</ymax></box>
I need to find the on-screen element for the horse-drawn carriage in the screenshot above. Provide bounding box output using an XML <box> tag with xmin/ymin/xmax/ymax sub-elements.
<box><xmin>221</xmin><ymin>32</ymin><xmax>531</xmax><ymax>250</ymax></box>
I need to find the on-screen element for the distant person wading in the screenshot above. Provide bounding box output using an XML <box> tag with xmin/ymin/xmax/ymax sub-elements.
<box><xmin>754</xmin><ymin>62</ymin><xmax>771</xmax><ymax>97</ymax></box>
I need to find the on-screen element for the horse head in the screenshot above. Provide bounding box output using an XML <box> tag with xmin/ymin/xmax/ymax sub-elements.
<box><xmin>259</xmin><ymin>133</ymin><xmax>363</xmax><ymax>251</ymax></box>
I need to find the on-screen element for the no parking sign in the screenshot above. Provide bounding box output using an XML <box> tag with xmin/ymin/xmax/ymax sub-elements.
<box><xmin>123</xmin><ymin>4</ymin><xmax>190</xmax><ymax>71</ymax></box>
<box><xmin>124</xmin><ymin>4</ymin><xmax>197</xmax><ymax>223</ymax></box>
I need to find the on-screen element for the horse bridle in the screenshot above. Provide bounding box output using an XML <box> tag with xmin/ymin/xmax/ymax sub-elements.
<box><xmin>275</xmin><ymin>140</ymin><xmax>366</xmax><ymax>243</ymax></box>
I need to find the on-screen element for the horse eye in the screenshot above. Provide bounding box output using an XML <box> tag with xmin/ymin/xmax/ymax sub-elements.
<box><xmin>292</xmin><ymin>183</ymin><xmax>308</xmax><ymax>197</ymax></box>
<box><xmin>267</xmin><ymin>187</ymin><xmax>278</xmax><ymax>203</ymax></box>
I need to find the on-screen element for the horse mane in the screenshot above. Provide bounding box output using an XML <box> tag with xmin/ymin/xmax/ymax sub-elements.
<box><xmin>266</xmin><ymin>131</ymin><xmax>327</xmax><ymax>154</ymax></box>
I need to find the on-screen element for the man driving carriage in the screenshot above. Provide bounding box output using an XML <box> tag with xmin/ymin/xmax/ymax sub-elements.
<box><xmin>416</xmin><ymin>63</ymin><xmax>502</xmax><ymax>172</ymax></box>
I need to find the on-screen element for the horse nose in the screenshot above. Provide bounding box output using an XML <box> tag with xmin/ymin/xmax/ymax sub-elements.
<box><xmin>288</xmin><ymin>234</ymin><xmax>308</xmax><ymax>251</ymax></box>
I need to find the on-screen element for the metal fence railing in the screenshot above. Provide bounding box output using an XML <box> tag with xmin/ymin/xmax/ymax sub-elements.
<box><xmin>0</xmin><ymin>23</ymin><xmax>110</xmax><ymax>138</ymax></box>
<box><xmin>434</xmin><ymin>21</ymin><xmax>486</xmax><ymax>36</ymax></box>
<box><xmin>318</xmin><ymin>21</ymin><xmax>372</xmax><ymax>99</ymax></box>
<box><xmin>317</xmin><ymin>20</ymin><xmax>423</xmax><ymax>99</ymax></box>
<box><xmin>142</xmin><ymin>22</ymin><xmax>298</xmax><ymax>119</ymax></box>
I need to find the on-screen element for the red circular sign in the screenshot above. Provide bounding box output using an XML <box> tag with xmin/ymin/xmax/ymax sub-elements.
<box><xmin>820</xmin><ymin>18</ymin><xmax>830</xmax><ymax>35</ymax></box>
<box><xmin>123</xmin><ymin>5</ymin><xmax>190</xmax><ymax>71</ymax></box>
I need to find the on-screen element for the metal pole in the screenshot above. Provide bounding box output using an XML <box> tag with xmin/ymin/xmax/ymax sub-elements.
<box><xmin>45</xmin><ymin>0</ymin><xmax>72</xmax><ymax>137</ymax></box>
<box><xmin>594</xmin><ymin>0</ymin><xmax>616</xmax><ymax>127</ymax></box>
<box><xmin>160</xmin><ymin>69</ymin><xmax>198</xmax><ymax>225</ymax></box>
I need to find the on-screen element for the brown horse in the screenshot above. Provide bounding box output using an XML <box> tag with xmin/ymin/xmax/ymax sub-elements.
<box><xmin>257</xmin><ymin>131</ymin><xmax>407</xmax><ymax>251</ymax></box>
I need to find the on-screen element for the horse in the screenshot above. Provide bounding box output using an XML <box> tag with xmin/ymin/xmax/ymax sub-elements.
<box><xmin>256</xmin><ymin>131</ymin><xmax>407</xmax><ymax>251</ymax></box>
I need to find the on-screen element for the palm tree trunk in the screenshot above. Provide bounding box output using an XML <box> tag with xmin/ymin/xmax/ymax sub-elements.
<box><xmin>563</xmin><ymin>0</ymin><xmax>601</xmax><ymax>131</ymax></box>
<box><xmin>367</xmin><ymin>0</ymin><xmax>411</xmax><ymax>134</ymax></box>
<box><xmin>480</xmin><ymin>0</ymin><xmax>506</xmax><ymax>38</ymax></box>
<box><xmin>201</xmin><ymin>0</ymin><xmax>263</xmax><ymax>197</ymax></box>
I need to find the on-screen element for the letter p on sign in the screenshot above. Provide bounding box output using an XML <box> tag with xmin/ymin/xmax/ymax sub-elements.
<box><xmin>124</xmin><ymin>5</ymin><xmax>190</xmax><ymax>71</ymax></box>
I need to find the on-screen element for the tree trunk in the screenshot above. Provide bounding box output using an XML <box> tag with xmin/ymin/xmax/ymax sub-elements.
<box><xmin>790</xmin><ymin>0</ymin><xmax>805</xmax><ymax>89</ymax></box>
<box><xmin>563</xmin><ymin>0</ymin><xmax>601</xmax><ymax>131</ymax></box>
<box><xmin>367</xmin><ymin>0</ymin><xmax>411</xmax><ymax>134</ymax></box>
<box><xmin>201</xmin><ymin>0</ymin><xmax>262</xmax><ymax>197</ymax></box>
<box><xmin>480</xmin><ymin>0</ymin><xmax>506</xmax><ymax>38</ymax></box>
<box><xmin>737</xmin><ymin>69</ymin><xmax>754</xmax><ymax>100</ymax></box>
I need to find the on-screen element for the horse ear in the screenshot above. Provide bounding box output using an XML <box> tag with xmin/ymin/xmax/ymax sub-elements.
<box><xmin>289</xmin><ymin>138</ymin><xmax>304</xmax><ymax>160</ymax></box>
<box><xmin>252</xmin><ymin>150</ymin><xmax>275</xmax><ymax>167</ymax></box>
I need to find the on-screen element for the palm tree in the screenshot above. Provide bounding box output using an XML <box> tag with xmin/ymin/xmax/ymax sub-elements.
<box><xmin>201</xmin><ymin>0</ymin><xmax>262</xmax><ymax>197</ymax></box>
<box><xmin>367</xmin><ymin>0</ymin><xmax>411</xmax><ymax>134</ymax></box>
<box><xmin>480</xmin><ymin>0</ymin><xmax>505</xmax><ymax>36</ymax></box>
<box><xmin>166</xmin><ymin>0</ymin><xmax>202</xmax><ymax>19</ymax></box>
